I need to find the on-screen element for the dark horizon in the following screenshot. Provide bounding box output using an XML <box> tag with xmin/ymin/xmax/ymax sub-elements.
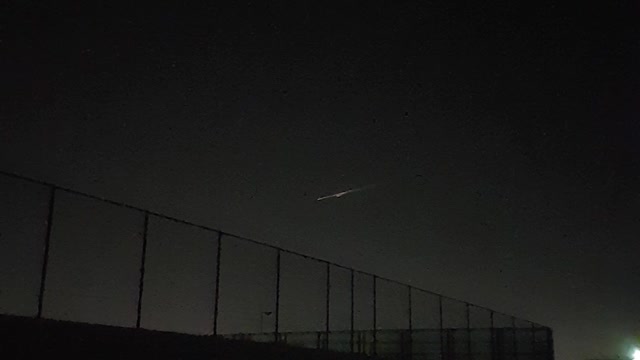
<box><xmin>2</xmin><ymin>2</ymin><xmax>639</xmax><ymax>359</ymax></box>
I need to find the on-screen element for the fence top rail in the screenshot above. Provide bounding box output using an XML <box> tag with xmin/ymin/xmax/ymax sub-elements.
<box><xmin>226</xmin><ymin>325</ymin><xmax>552</xmax><ymax>338</ymax></box>
<box><xmin>0</xmin><ymin>169</ymin><xmax>546</xmax><ymax>328</ymax></box>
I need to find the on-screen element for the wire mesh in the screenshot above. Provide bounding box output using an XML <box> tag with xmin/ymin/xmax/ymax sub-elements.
<box><xmin>0</xmin><ymin>176</ymin><xmax>50</xmax><ymax>316</ymax></box>
<box><xmin>279</xmin><ymin>252</ymin><xmax>325</xmax><ymax>336</ymax></box>
<box><xmin>216</xmin><ymin>235</ymin><xmax>277</xmax><ymax>340</ymax></box>
<box><xmin>410</xmin><ymin>290</ymin><xmax>443</xmax><ymax>360</ymax></box>
<box><xmin>469</xmin><ymin>305</ymin><xmax>493</xmax><ymax>360</ymax></box>
<box><xmin>353</xmin><ymin>272</ymin><xmax>374</xmax><ymax>332</ymax></box>
<box><xmin>139</xmin><ymin>216</ymin><xmax>218</xmax><ymax>334</ymax></box>
<box><xmin>0</xmin><ymin>170</ymin><xmax>554</xmax><ymax>360</ymax></box>
<box><xmin>43</xmin><ymin>191</ymin><xmax>143</xmax><ymax>327</ymax></box>
<box><xmin>327</xmin><ymin>265</ymin><xmax>352</xmax><ymax>352</ymax></box>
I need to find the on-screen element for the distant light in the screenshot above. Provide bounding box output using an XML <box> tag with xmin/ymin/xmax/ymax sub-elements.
<box><xmin>633</xmin><ymin>348</ymin><xmax>640</xmax><ymax>360</ymax></box>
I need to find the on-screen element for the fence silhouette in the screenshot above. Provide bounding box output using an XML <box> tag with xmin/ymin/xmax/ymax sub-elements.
<box><xmin>0</xmin><ymin>170</ymin><xmax>553</xmax><ymax>359</ymax></box>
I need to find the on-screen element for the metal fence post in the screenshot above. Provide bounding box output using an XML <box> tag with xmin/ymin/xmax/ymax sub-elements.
<box><xmin>466</xmin><ymin>302</ymin><xmax>471</xmax><ymax>358</ymax></box>
<box><xmin>350</xmin><ymin>269</ymin><xmax>355</xmax><ymax>353</ymax></box>
<box><xmin>325</xmin><ymin>262</ymin><xmax>330</xmax><ymax>350</ymax></box>
<box><xmin>490</xmin><ymin>311</ymin><xmax>495</xmax><ymax>360</ymax></box>
<box><xmin>512</xmin><ymin>316</ymin><xmax>518</xmax><ymax>360</ymax></box>
<box><xmin>37</xmin><ymin>185</ymin><xmax>56</xmax><ymax>319</ymax></box>
<box><xmin>372</xmin><ymin>275</ymin><xmax>377</xmax><ymax>356</ymax></box>
<box><xmin>274</xmin><ymin>250</ymin><xmax>281</xmax><ymax>342</ymax></box>
<box><xmin>135</xmin><ymin>212</ymin><xmax>149</xmax><ymax>328</ymax></box>
<box><xmin>408</xmin><ymin>286</ymin><xmax>413</xmax><ymax>359</ymax></box>
<box><xmin>439</xmin><ymin>295</ymin><xmax>444</xmax><ymax>360</ymax></box>
<box><xmin>531</xmin><ymin>322</ymin><xmax>536</xmax><ymax>358</ymax></box>
<box><xmin>213</xmin><ymin>232</ymin><xmax>223</xmax><ymax>335</ymax></box>
<box><xmin>546</xmin><ymin>327</ymin><xmax>555</xmax><ymax>360</ymax></box>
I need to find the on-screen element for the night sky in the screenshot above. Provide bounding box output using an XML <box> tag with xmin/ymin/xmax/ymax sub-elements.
<box><xmin>1</xmin><ymin>2</ymin><xmax>639</xmax><ymax>359</ymax></box>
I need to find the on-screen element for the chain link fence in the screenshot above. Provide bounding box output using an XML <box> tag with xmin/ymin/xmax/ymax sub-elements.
<box><xmin>0</xmin><ymin>170</ymin><xmax>553</xmax><ymax>359</ymax></box>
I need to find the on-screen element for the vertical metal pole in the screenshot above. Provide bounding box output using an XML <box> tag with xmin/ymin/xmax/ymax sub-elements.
<box><xmin>531</xmin><ymin>322</ymin><xmax>536</xmax><ymax>358</ymax></box>
<box><xmin>372</xmin><ymin>275</ymin><xmax>377</xmax><ymax>356</ymax></box>
<box><xmin>466</xmin><ymin>303</ymin><xmax>471</xmax><ymax>358</ymax></box>
<box><xmin>490</xmin><ymin>311</ymin><xmax>495</xmax><ymax>360</ymax></box>
<box><xmin>136</xmin><ymin>212</ymin><xmax>149</xmax><ymax>328</ymax></box>
<box><xmin>325</xmin><ymin>262</ymin><xmax>330</xmax><ymax>350</ymax></box>
<box><xmin>512</xmin><ymin>316</ymin><xmax>518</xmax><ymax>360</ymax></box>
<box><xmin>546</xmin><ymin>327</ymin><xmax>555</xmax><ymax>360</ymax></box>
<box><xmin>274</xmin><ymin>250</ymin><xmax>281</xmax><ymax>342</ymax></box>
<box><xmin>37</xmin><ymin>186</ymin><xmax>56</xmax><ymax>319</ymax></box>
<box><xmin>350</xmin><ymin>269</ymin><xmax>355</xmax><ymax>353</ymax></box>
<box><xmin>439</xmin><ymin>295</ymin><xmax>444</xmax><ymax>360</ymax></box>
<box><xmin>213</xmin><ymin>232</ymin><xmax>223</xmax><ymax>335</ymax></box>
<box><xmin>407</xmin><ymin>286</ymin><xmax>413</xmax><ymax>330</ymax></box>
<box><xmin>408</xmin><ymin>286</ymin><xmax>413</xmax><ymax>359</ymax></box>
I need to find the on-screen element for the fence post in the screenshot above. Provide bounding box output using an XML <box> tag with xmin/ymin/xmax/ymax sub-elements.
<box><xmin>135</xmin><ymin>212</ymin><xmax>149</xmax><ymax>328</ymax></box>
<box><xmin>531</xmin><ymin>322</ymin><xmax>536</xmax><ymax>358</ymax></box>
<box><xmin>213</xmin><ymin>232</ymin><xmax>223</xmax><ymax>335</ymax></box>
<box><xmin>408</xmin><ymin>286</ymin><xmax>413</xmax><ymax>359</ymax></box>
<box><xmin>325</xmin><ymin>262</ymin><xmax>330</xmax><ymax>350</ymax></box>
<box><xmin>466</xmin><ymin>302</ymin><xmax>471</xmax><ymax>358</ymax></box>
<box><xmin>490</xmin><ymin>311</ymin><xmax>495</xmax><ymax>360</ymax></box>
<box><xmin>439</xmin><ymin>295</ymin><xmax>444</xmax><ymax>360</ymax></box>
<box><xmin>350</xmin><ymin>269</ymin><xmax>355</xmax><ymax>353</ymax></box>
<box><xmin>546</xmin><ymin>327</ymin><xmax>555</xmax><ymax>360</ymax></box>
<box><xmin>512</xmin><ymin>316</ymin><xmax>518</xmax><ymax>360</ymax></box>
<box><xmin>37</xmin><ymin>185</ymin><xmax>56</xmax><ymax>319</ymax></box>
<box><xmin>274</xmin><ymin>250</ymin><xmax>281</xmax><ymax>342</ymax></box>
<box><xmin>372</xmin><ymin>275</ymin><xmax>377</xmax><ymax>356</ymax></box>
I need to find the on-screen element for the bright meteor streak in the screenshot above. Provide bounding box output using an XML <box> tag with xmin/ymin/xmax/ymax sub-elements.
<box><xmin>316</xmin><ymin>184</ymin><xmax>376</xmax><ymax>201</ymax></box>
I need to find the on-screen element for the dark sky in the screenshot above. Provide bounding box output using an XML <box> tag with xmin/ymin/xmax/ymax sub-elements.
<box><xmin>1</xmin><ymin>2</ymin><xmax>639</xmax><ymax>359</ymax></box>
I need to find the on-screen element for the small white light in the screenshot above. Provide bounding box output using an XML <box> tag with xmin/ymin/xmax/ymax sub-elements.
<box><xmin>633</xmin><ymin>348</ymin><xmax>640</xmax><ymax>360</ymax></box>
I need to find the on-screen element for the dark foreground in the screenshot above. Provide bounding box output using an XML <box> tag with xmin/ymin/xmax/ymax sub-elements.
<box><xmin>0</xmin><ymin>314</ymin><xmax>375</xmax><ymax>360</ymax></box>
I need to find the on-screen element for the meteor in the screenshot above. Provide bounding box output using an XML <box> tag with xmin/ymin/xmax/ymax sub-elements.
<box><xmin>316</xmin><ymin>184</ymin><xmax>375</xmax><ymax>201</ymax></box>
